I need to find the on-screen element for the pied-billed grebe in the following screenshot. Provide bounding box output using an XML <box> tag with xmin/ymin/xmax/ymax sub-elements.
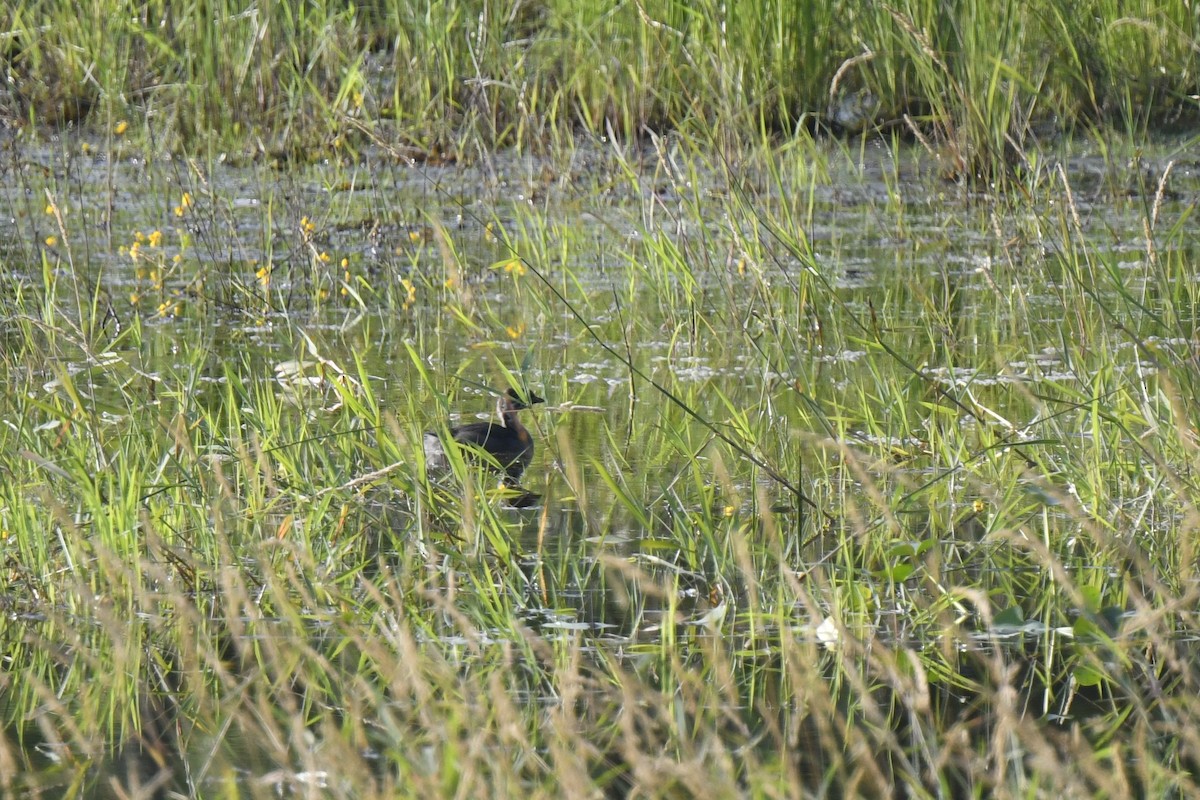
<box><xmin>423</xmin><ymin>388</ymin><xmax>545</xmax><ymax>482</ymax></box>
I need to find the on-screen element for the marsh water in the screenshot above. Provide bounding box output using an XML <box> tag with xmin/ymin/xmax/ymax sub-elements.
<box><xmin>4</xmin><ymin>136</ymin><xmax>1199</xmax><ymax>630</ymax></box>
<box><xmin>4</xmin><ymin>134</ymin><xmax>1200</xmax><ymax>794</ymax></box>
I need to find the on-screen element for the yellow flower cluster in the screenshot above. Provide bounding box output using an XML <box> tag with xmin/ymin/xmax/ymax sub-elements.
<box><xmin>124</xmin><ymin>230</ymin><xmax>164</xmax><ymax>265</ymax></box>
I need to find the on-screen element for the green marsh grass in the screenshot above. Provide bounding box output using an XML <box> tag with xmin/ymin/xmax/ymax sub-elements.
<box><xmin>6</xmin><ymin>37</ymin><xmax>1200</xmax><ymax>800</ymax></box>
<box><xmin>5</xmin><ymin>1</ymin><xmax>1199</xmax><ymax>179</ymax></box>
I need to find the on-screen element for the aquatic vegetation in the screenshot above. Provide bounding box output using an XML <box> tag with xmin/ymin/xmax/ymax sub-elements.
<box><xmin>1</xmin><ymin>1</ymin><xmax>1196</xmax><ymax>179</ymax></box>
<box><xmin>1</xmin><ymin>126</ymin><xmax>1198</xmax><ymax>796</ymax></box>
<box><xmin>2</xmin><ymin>3</ymin><xmax>1200</xmax><ymax>798</ymax></box>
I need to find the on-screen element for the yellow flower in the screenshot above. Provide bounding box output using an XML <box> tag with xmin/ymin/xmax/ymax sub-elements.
<box><xmin>44</xmin><ymin>236</ymin><xmax>57</xmax><ymax>247</ymax></box>
<box><xmin>301</xmin><ymin>216</ymin><xmax>316</xmax><ymax>235</ymax></box>
<box><xmin>505</xmin><ymin>322</ymin><xmax>526</xmax><ymax>339</ymax></box>
<box><xmin>148</xmin><ymin>230</ymin><xmax>163</xmax><ymax>247</ymax></box>
<box><xmin>256</xmin><ymin>265</ymin><xmax>271</xmax><ymax>287</ymax></box>
<box><xmin>503</xmin><ymin>259</ymin><xmax>527</xmax><ymax>277</ymax></box>
<box><xmin>340</xmin><ymin>257</ymin><xmax>349</xmax><ymax>268</ymax></box>
<box><xmin>128</xmin><ymin>242</ymin><xmax>141</xmax><ymax>261</ymax></box>
<box><xmin>44</xmin><ymin>203</ymin><xmax>57</xmax><ymax>216</ymax></box>
<box><xmin>401</xmin><ymin>278</ymin><xmax>416</xmax><ymax>309</ymax></box>
<box><xmin>115</xmin><ymin>120</ymin><xmax>128</xmax><ymax>135</ymax></box>
<box><xmin>174</xmin><ymin>192</ymin><xmax>193</xmax><ymax>217</ymax></box>
<box><xmin>409</xmin><ymin>230</ymin><xmax>422</xmax><ymax>244</ymax></box>
<box><xmin>318</xmin><ymin>251</ymin><xmax>331</xmax><ymax>263</ymax></box>
<box><xmin>129</xmin><ymin>292</ymin><xmax>140</xmax><ymax>306</ymax></box>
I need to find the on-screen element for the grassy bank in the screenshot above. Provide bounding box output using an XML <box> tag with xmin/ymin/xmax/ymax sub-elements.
<box><xmin>3</xmin><ymin>1</ymin><xmax>1199</xmax><ymax>175</ymax></box>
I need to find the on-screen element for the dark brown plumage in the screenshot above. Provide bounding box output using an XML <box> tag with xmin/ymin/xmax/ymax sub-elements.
<box><xmin>424</xmin><ymin>388</ymin><xmax>544</xmax><ymax>482</ymax></box>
